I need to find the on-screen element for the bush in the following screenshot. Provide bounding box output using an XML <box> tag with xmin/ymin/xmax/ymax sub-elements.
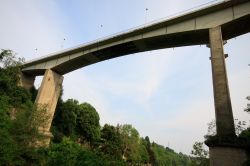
<box><xmin>44</xmin><ymin>137</ymin><xmax>125</xmax><ymax>166</ymax></box>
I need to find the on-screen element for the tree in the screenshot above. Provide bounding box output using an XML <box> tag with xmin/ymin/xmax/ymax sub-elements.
<box><xmin>205</xmin><ymin>119</ymin><xmax>247</xmax><ymax>139</ymax></box>
<box><xmin>0</xmin><ymin>49</ymin><xmax>24</xmax><ymax>68</ymax></box>
<box><xmin>45</xmin><ymin>137</ymin><xmax>126</xmax><ymax>166</ymax></box>
<box><xmin>138</xmin><ymin>138</ymin><xmax>150</xmax><ymax>164</ymax></box>
<box><xmin>118</xmin><ymin>124</ymin><xmax>140</xmax><ymax>162</ymax></box>
<box><xmin>45</xmin><ymin>137</ymin><xmax>81</xmax><ymax>166</ymax></box>
<box><xmin>205</xmin><ymin>120</ymin><xmax>216</xmax><ymax>137</ymax></box>
<box><xmin>52</xmin><ymin>99</ymin><xmax>101</xmax><ymax>145</ymax></box>
<box><xmin>0</xmin><ymin>49</ymin><xmax>45</xmax><ymax>165</ymax></box>
<box><xmin>191</xmin><ymin>142</ymin><xmax>209</xmax><ymax>166</ymax></box>
<box><xmin>52</xmin><ymin>99</ymin><xmax>78</xmax><ymax>141</ymax></box>
<box><xmin>234</xmin><ymin>119</ymin><xmax>247</xmax><ymax>136</ymax></box>
<box><xmin>150</xmin><ymin>141</ymin><xmax>190</xmax><ymax>166</ymax></box>
<box><xmin>76</xmin><ymin>103</ymin><xmax>100</xmax><ymax>145</ymax></box>
<box><xmin>245</xmin><ymin>96</ymin><xmax>250</xmax><ymax>113</ymax></box>
<box><xmin>100</xmin><ymin>124</ymin><xmax>123</xmax><ymax>160</ymax></box>
<box><xmin>239</xmin><ymin>96</ymin><xmax>250</xmax><ymax>140</ymax></box>
<box><xmin>116</xmin><ymin>125</ymin><xmax>153</xmax><ymax>165</ymax></box>
<box><xmin>0</xmin><ymin>49</ymin><xmax>30</xmax><ymax>109</ymax></box>
<box><xmin>145</xmin><ymin>136</ymin><xmax>157</xmax><ymax>165</ymax></box>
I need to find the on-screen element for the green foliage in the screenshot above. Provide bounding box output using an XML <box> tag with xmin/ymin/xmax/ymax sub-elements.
<box><xmin>0</xmin><ymin>49</ymin><xmax>202</xmax><ymax>166</ymax></box>
<box><xmin>204</xmin><ymin>119</ymin><xmax>248</xmax><ymax>140</ymax></box>
<box><xmin>119</xmin><ymin>124</ymin><xmax>142</xmax><ymax>163</ymax></box>
<box><xmin>0</xmin><ymin>99</ymin><xmax>50</xmax><ymax>165</ymax></box>
<box><xmin>191</xmin><ymin>142</ymin><xmax>208</xmax><ymax>159</ymax></box>
<box><xmin>100</xmin><ymin>124</ymin><xmax>123</xmax><ymax>160</ymax></box>
<box><xmin>0</xmin><ymin>49</ymin><xmax>24</xmax><ymax>67</ymax></box>
<box><xmin>145</xmin><ymin>136</ymin><xmax>157</xmax><ymax>165</ymax></box>
<box><xmin>43</xmin><ymin>137</ymin><xmax>125</xmax><ymax>166</ymax></box>
<box><xmin>46</xmin><ymin>138</ymin><xmax>82</xmax><ymax>166</ymax></box>
<box><xmin>239</xmin><ymin>128</ymin><xmax>250</xmax><ymax>140</ymax></box>
<box><xmin>137</xmin><ymin>138</ymin><xmax>150</xmax><ymax>164</ymax></box>
<box><xmin>152</xmin><ymin>142</ymin><xmax>191</xmax><ymax>166</ymax></box>
<box><xmin>190</xmin><ymin>142</ymin><xmax>209</xmax><ymax>166</ymax></box>
<box><xmin>52</xmin><ymin>99</ymin><xmax>100</xmax><ymax>145</ymax></box>
<box><xmin>0</xmin><ymin>49</ymin><xmax>44</xmax><ymax>165</ymax></box>
<box><xmin>0</xmin><ymin>127</ymin><xmax>18</xmax><ymax>165</ymax></box>
<box><xmin>52</xmin><ymin>99</ymin><xmax>78</xmax><ymax>140</ymax></box>
<box><xmin>0</xmin><ymin>50</ymin><xmax>31</xmax><ymax>109</ymax></box>
<box><xmin>245</xmin><ymin>96</ymin><xmax>250</xmax><ymax>113</ymax></box>
<box><xmin>235</xmin><ymin>119</ymin><xmax>247</xmax><ymax>136</ymax></box>
<box><xmin>50</xmin><ymin>98</ymin><xmax>129</xmax><ymax>165</ymax></box>
<box><xmin>76</xmin><ymin>103</ymin><xmax>100</xmax><ymax>144</ymax></box>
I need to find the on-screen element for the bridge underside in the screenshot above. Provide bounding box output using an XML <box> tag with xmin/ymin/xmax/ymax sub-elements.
<box><xmin>23</xmin><ymin>14</ymin><xmax>250</xmax><ymax>76</ymax></box>
<box><xmin>21</xmin><ymin>0</ymin><xmax>250</xmax><ymax>76</ymax></box>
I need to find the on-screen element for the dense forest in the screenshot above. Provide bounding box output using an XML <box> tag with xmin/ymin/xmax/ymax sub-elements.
<box><xmin>0</xmin><ymin>49</ymin><xmax>249</xmax><ymax>165</ymax></box>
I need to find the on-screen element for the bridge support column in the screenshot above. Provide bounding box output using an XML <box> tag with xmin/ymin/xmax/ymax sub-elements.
<box><xmin>208</xmin><ymin>26</ymin><xmax>248</xmax><ymax>166</ymax></box>
<box><xmin>19</xmin><ymin>72</ymin><xmax>35</xmax><ymax>90</ymax></box>
<box><xmin>34</xmin><ymin>69</ymin><xmax>63</xmax><ymax>146</ymax></box>
<box><xmin>13</xmin><ymin>73</ymin><xmax>35</xmax><ymax>119</ymax></box>
<box><xmin>209</xmin><ymin>147</ymin><xmax>247</xmax><ymax>166</ymax></box>
<box><xmin>209</xmin><ymin>26</ymin><xmax>235</xmax><ymax>137</ymax></box>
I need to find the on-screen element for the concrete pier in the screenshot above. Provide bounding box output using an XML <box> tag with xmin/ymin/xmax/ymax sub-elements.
<box><xmin>209</xmin><ymin>147</ymin><xmax>247</xmax><ymax>166</ymax></box>
<box><xmin>208</xmin><ymin>26</ymin><xmax>248</xmax><ymax>166</ymax></box>
<box><xmin>19</xmin><ymin>72</ymin><xmax>35</xmax><ymax>90</ymax></box>
<box><xmin>209</xmin><ymin>26</ymin><xmax>235</xmax><ymax>137</ymax></box>
<box><xmin>34</xmin><ymin>69</ymin><xmax>63</xmax><ymax>146</ymax></box>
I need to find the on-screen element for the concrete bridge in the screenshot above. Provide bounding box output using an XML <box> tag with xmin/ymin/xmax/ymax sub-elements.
<box><xmin>20</xmin><ymin>0</ymin><xmax>250</xmax><ymax>165</ymax></box>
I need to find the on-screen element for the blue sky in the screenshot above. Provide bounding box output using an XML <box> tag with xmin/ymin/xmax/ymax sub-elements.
<box><xmin>1</xmin><ymin>0</ymin><xmax>250</xmax><ymax>154</ymax></box>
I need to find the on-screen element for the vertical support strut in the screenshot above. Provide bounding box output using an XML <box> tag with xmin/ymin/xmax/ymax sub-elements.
<box><xmin>15</xmin><ymin>72</ymin><xmax>35</xmax><ymax>120</ymax></box>
<box><xmin>209</xmin><ymin>26</ymin><xmax>235</xmax><ymax>136</ymax></box>
<box><xmin>35</xmin><ymin>69</ymin><xmax>63</xmax><ymax>146</ymax></box>
<box><xmin>19</xmin><ymin>72</ymin><xmax>35</xmax><ymax>90</ymax></box>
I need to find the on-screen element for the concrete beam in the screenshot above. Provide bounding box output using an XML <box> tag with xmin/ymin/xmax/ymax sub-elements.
<box><xmin>34</xmin><ymin>69</ymin><xmax>63</xmax><ymax>146</ymax></box>
<box><xmin>209</xmin><ymin>26</ymin><xmax>235</xmax><ymax>136</ymax></box>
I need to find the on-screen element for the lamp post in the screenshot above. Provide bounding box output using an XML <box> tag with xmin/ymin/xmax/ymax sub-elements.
<box><xmin>145</xmin><ymin>8</ymin><xmax>148</xmax><ymax>24</ymax></box>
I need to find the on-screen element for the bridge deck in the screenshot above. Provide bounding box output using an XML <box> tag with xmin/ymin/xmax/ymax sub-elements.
<box><xmin>22</xmin><ymin>0</ymin><xmax>250</xmax><ymax>76</ymax></box>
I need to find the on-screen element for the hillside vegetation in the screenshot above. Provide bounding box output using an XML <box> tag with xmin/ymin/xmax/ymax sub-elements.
<box><xmin>0</xmin><ymin>49</ymin><xmax>204</xmax><ymax>165</ymax></box>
